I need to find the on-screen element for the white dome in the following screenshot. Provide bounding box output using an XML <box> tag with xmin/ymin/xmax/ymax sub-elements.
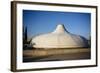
<box><xmin>31</xmin><ymin>24</ymin><xmax>89</xmax><ymax>48</ymax></box>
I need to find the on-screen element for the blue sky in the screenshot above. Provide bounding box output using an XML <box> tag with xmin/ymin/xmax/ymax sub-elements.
<box><xmin>23</xmin><ymin>10</ymin><xmax>91</xmax><ymax>40</ymax></box>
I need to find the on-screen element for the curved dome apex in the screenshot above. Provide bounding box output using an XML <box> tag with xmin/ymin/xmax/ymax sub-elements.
<box><xmin>31</xmin><ymin>24</ymin><xmax>89</xmax><ymax>48</ymax></box>
<box><xmin>52</xmin><ymin>24</ymin><xmax>69</xmax><ymax>33</ymax></box>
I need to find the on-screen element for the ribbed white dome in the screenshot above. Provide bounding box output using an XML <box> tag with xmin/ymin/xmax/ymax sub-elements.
<box><xmin>31</xmin><ymin>24</ymin><xmax>89</xmax><ymax>48</ymax></box>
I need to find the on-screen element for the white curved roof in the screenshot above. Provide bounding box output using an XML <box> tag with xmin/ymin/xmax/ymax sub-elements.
<box><xmin>31</xmin><ymin>24</ymin><xmax>89</xmax><ymax>48</ymax></box>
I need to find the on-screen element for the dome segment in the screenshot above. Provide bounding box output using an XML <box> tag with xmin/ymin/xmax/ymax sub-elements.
<box><xmin>31</xmin><ymin>24</ymin><xmax>89</xmax><ymax>48</ymax></box>
<box><xmin>52</xmin><ymin>24</ymin><xmax>69</xmax><ymax>33</ymax></box>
